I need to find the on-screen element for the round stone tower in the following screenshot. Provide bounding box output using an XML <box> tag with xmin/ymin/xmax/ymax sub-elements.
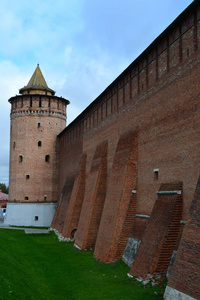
<box><xmin>6</xmin><ymin>65</ymin><xmax>69</xmax><ymax>226</ymax></box>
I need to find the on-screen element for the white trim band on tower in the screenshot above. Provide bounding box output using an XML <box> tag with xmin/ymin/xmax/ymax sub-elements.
<box><xmin>10</xmin><ymin>110</ymin><xmax>66</xmax><ymax>119</ymax></box>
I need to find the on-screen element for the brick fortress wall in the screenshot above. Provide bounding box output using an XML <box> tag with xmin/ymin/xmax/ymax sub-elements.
<box><xmin>164</xmin><ymin>176</ymin><xmax>200</xmax><ymax>300</ymax></box>
<box><xmin>52</xmin><ymin>0</ymin><xmax>200</xmax><ymax>284</ymax></box>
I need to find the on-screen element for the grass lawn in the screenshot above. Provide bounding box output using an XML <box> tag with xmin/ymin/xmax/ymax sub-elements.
<box><xmin>0</xmin><ymin>229</ymin><xmax>166</xmax><ymax>299</ymax></box>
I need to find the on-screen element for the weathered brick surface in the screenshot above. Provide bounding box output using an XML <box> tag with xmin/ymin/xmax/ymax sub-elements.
<box><xmin>75</xmin><ymin>141</ymin><xmax>107</xmax><ymax>249</ymax></box>
<box><xmin>9</xmin><ymin>94</ymin><xmax>67</xmax><ymax>204</ymax></box>
<box><xmin>51</xmin><ymin>174</ymin><xmax>75</xmax><ymax>232</ymax></box>
<box><xmin>61</xmin><ymin>154</ymin><xmax>87</xmax><ymax>238</ymax></box>
<box><xmin>166</xmin><ymin>175</ymin><xmax>200</xmax><ymax>300</ymax></box>
<box><xmin>130</xmin><ymin>183</ymin><xmax>183</xmax><ymax>278</ymax></box>
<box><xmin>129</xmin><ymin>218</ymin><xmax>149</xmax><ymax>241</ymax></box>
<box><xmin>115</xmin><ymin>191</ymin><xmax>137</xmax><ymax>260</ymax></box>
<box><xmin>51</xmin><ymin>138</ymin><xmax>83</xmax><ymax>232</ymax></box>
<box><xmin>94</xmin><ymin>131</ymin><xmax>138</xmax><ymax>261</ymax></box>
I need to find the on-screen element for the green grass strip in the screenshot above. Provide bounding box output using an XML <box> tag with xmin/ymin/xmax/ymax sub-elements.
<box><xmin>0</xmin><ymin>229</ymin><xmax>166</xmax><ymax>299</ymax></box>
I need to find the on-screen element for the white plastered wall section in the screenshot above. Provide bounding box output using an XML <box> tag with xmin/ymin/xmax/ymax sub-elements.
<box><xmin>4</xmin><ymin>203</ymin><xmax>57</xmax><ymax>227</ymax></box>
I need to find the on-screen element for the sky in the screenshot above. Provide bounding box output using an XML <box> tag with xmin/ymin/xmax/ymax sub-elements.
<box><xmin>0</xmin><ymin>0</ymin><xmax>193</xmax><ymax>187</ymax></box>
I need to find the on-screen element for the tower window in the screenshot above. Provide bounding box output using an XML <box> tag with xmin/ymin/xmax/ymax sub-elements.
<box><xmin>45</xmin><ymin>155</ymin><xmax>50</xmax><ymax>162</ymax></box>
<box><xmin>30</xmin><ymin>97</ymin><xmax>32</xmax><ymax>107</ymax></box>
<box><xmin>19</xmin><ymin>155</ymin><xmax>23</xmax><ymax>163</ymax></box>
<box><xmin>154</xmin><ymin>168</ymin><xmax>159</xmax><ymax>181</ymax></box>
<box><xmin>44</xmin><ymin>195</ymin><xmax>47</xmax><ymax>201</ymax></box>
<box><xmin>35</xmin><ymin>216</ymin><xmax>38</xmax><ymax>221</ymax></box>
<box><xmin>38</xmin><ymin>141</ymin><xmax>42</xmax><ymax>147</ymax></box>
<box><xmin>25</xmin><ymin>196</ymin><xmax>29</xmax><ymax>201</ymax></box>
<box><xmin>26</xmin><ymin>174</ymin><xmax>30</xmax><ymax>179</ymax></box>
<box><xmin>13</xmin><ymin>142</ymin><xmax>16</xmax><ymax>149</ymax></box>
<box><xmin>48</xmin><ymin>98</ymin><xmax>51</xmax><ymax>107</ymax></box>
<box><xmin>38</xmin><ymin>122</ymin><xmax>41</xmax><ymax>128</ymax></box>
<box><xmin>39</xmin><ymin>97</ymin><xmax>42</xmax><ymax>107</ymax></box>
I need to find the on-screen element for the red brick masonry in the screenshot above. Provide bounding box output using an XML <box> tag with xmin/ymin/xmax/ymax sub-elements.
<box><xmin>52</xmin><ymin>1</ymin><xmax>200</xmax><ymax>298</ymax></box>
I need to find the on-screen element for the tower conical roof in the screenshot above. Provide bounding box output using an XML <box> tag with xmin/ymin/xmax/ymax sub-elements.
<box><xmin>19</xmin><ymin>64</ymin><xmax>55</xmax><ymax>95</ymax></box>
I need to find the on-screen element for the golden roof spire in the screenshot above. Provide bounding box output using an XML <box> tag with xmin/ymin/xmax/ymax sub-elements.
<box><xmin>19</xmin><ymin>64</ymin><xmax>55</xmax><ymax>95</ymax></box>
<box><xmin>27</xmin><ymin>64</ymin><xmax>48</xmax><ymax>88</ymax></box>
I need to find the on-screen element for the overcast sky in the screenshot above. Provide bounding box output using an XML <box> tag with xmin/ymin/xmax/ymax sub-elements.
<box><xmin>0</xmin><ymin>0</ymin><xmax>193</xmax><ymax>187</ymax></box>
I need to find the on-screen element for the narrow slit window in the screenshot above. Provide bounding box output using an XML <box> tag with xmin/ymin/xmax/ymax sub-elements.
<box><xmin>30</xmin><ymin>97</ymin><xmax>32</xmax><ymax>107</ymax></box>
<box><xmin>45</xmin><ymin>155</ymin><xmax>50</xmax><ymax>162</ymax></box>
<box><xmin>44</xmin><ymin>195</ymin><xmax>47</xmax><ymax>201</ymax></box>
<box><xmin>48</xmin><ymin>98</ymin><xmax>51</xmax><ymax>107</ymax></box>
<box><xmin>13</xmin><ymin>142</ymin><xmax>16</xmax><ymax>149</ymax></box>
<box><xmin>39</xmin><ymin>97</ymin><xmax>42</xmax><ymax>107</ymax></box>
<box><xmin>38</xmin><ymin>122</ymin><xmax>41</xmax><ymax>128</ymax></box>
<box><xmin>19</xmin><ymin>155</ymin><xmax>23</xmax><ymax>163</ymax></box>
<box><xmin>154</xmin><ymin>168</ymin><xmax>159</xmax><ymax>181</ymax></box>
<box><xmin>38</xmin><ymin>141</ymin><xmax>42</xmax><ymax>147</ymax></box>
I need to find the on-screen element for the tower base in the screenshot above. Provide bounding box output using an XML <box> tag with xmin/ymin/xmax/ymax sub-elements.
<box><xmin>4</xmin><ymin>203</ymin><xmax>57</xmax><ymax>227</ymax></box>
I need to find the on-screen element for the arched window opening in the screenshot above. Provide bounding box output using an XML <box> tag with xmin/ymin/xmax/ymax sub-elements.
<box><xmin>38</xmin><ymin>141</ymin><xmax>42</xmax><ymax>147</ymax></box>
<box><xmin>71</xmin><ymin>229</ymin><xmax>77</xmax><ymax>239</ymax></box>
<box><xmin>38</xmin><ymin>122</ymin><xmax>41</xmax><ymax>128</ymax></box>
<box><xmin>45</xmin><ymin>155</ymin><xmax>50</xmax><ymax>162</ymax></box>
